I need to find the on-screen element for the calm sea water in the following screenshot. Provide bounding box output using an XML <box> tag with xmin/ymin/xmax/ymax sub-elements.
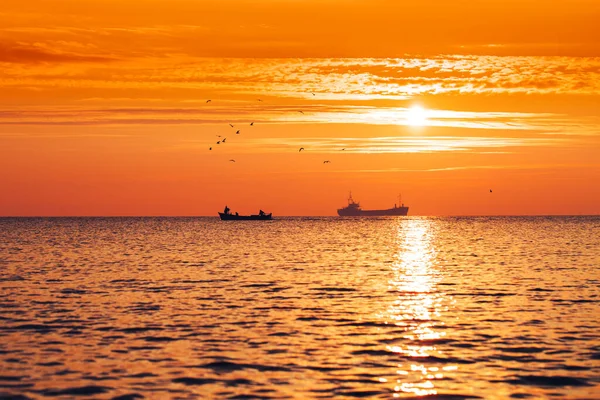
<box><xmin>0</xmin><ymin>217</ymin><xmax>599</xmax><ymax>399</ymax></box>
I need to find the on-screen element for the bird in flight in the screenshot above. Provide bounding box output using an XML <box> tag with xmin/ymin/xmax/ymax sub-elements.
<box><xmin>250</xmin><ymin>122</ymin><xmax>254</xmax><ymax>126</ymax></box>
<box><xmin>209</xmin><ymin>147</ymin><xmax>212</xmax><ymax>150</ymax></box>
<box><xmin>299</xmin><ymin>111</ymin><xmax>304</xmax><ymax>114</ymax></box>
<box><xmin>206</xmin><ymin>100</ymin><xmax>211</xmax><ymax>103</ymax></box>
<box><xmin>490</xmin><ymin>189</ymin><xmax>493</xmax><ymax>193</ymax></box>
<box><xmin>222</xmin><ymin>138</ymin><xmax>227</xmax><ymax>143</ymax></box>
<box><xmin>323</xmin><ymin>160</ymin><xmax>330</xmax><ymax>163</ymax></box>
<box><xmin>216</xmin><ymin>141</ymin><xmax>220</xmax><ymax>144</ymax></box>
<box><xmin>216</xmin><ymin>135</ymin><xmax>221</xmax><ymax>137</ymax></box>
<box><xmin>229</xmin><ymin>123</ymin><xmax>234</xmax><ymax>128</ymax></box>
<box><xmin>236</xmin><ymin>130</ymin><xmax>240</xmax><ymax>134</ymax></box>
<box><xmin>299</xmin><ymin>147</ymin><xmax>305</xmax><ymax>152</ymax></box>
<box><xmin>229</xmin><ymin>159</ymin><xmax>236</xmax><ymax>162</ymax></box>
<box><xmin>311</xmin><ymin>93</ymin><xmax>316</xmax><ymax>96</ymax></box>
<box><xmin>257</xmin><ymin>99</ymin><xmax>263</xmax><ymax>102</ymax></box>
<box><xmin>341</xmin><ymin>148</ymin><xmax>345</xmax><ymax>151</ymax></box>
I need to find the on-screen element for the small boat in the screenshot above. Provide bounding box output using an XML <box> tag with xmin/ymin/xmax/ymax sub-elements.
<box><xmin>219</xmin><ymin>212</ymin><xmax>272</xmax><ymax>221</ymax></box>
<box><xmin>218</xmin><ymin>206</ymin><xmax>272</xmax><ymax>220</ymax></box>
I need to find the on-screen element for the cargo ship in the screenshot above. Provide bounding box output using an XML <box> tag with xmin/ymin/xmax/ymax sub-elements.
<box><xmin>337</xmin><ymin>193</ymin><xmax>408</xmax><ymax>216</ymax></box>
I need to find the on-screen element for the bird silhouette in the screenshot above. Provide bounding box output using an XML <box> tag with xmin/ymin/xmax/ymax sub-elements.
<box><xmin>299</xmin><ymin>111</ymin><xmax>304</xmax><ymax>114</ymax></box>
<box><xmin>257</xmin><ymin>99</ymin><xmax>263</xmax><ymax>102</ymax></box>
<box><xmin>323</xmin><ymin>160</ymin><xmax>330</xmax><ymax>163</ymax></box>
<box><xmin>229</xmin><ymin>124</ymin><xmax>234</xmax><ymax>128</ymax></box>
<box><xmin>236</xmin><ymin>130</ymin><xmax>240</xmax><ymax>134</ymax></box>
<box><xmin>206</xmin><ymin>100</ymin><xmax>211</xmax><ymax>103</ymax></box>
<box><xmin>250</xmin><ymin>122</ymin><xmax>254</xmax><ymax>126</ymax></box>
<box><xmin>229</xmin><ymin>159</ymin><xmax>236</xmax><ymax>162</ymax></box>
<box><xmin>341</xmin><ymin>148</ymin><xmax>345</xmax><ymax>151</ymax></box>
<box><xmin>217</xmin><ymin>141</ymin><xmax>220</xmax><ymax>144</ymax></box>
<box><xmin>216</xmin><ymin>135</ymin><xmax>221</xmax><ymax>137</ymax></box>
<box><xmin>209</xmin><ymin>147</ymin><xmax>212</xmax><ymax>150</ymax></box>
<box><xmin>312</xmin><ymin>93</ymin><xmax>316</xmax><ymax>96</ymax></box>
<box><xmin>490</xmin><ymin>189</ymin><xmax>493</xmax><ymax>193</ymax></box>
<box><xmin>222</xmin><ymin>138</ymin><xmax>227</xmax><ymax>143</ymax></box>
<box><xmin>299</xmin><ymin>147</ymin><xmax>305</xmax><ymax>152</ymax></box>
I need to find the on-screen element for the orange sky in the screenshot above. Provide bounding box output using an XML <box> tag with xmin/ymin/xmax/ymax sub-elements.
<box><xmin>1</xmin><ymin>0</ymin><xmax>599</xmax><ymax>216</ymax></box>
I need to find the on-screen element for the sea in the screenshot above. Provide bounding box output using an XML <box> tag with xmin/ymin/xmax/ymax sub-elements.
<box><xmin>0</xmin><ymin>216</ymin><xmax>599</xmax><ymax>399</ymax></box>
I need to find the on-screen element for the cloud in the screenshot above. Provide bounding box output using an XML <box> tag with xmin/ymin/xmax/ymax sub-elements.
<box><xmin>169</xmin><ymin>134</ymin><xmax>565</xmax><ymax>156</ymax></box>
<box><xmin>0</xmin><ymin>41</ymin><xmax>117</xmax><ymax>63</ymax></box>
<box><xmin>0</xmin><ymin>105</ymin><xmax>595</xmax><ymax>138</ymax></box>
<box><xmin>318</xmin><ymin>163</ymin><xmax>600</xmax><ymax>174</ymax></box>
<box><xmin>242</xmin><ymin>136</ymin><xmax>563</xmax><ymax>154</ymax></box>
<box><xmin>2</xmin><ymin>56</ymin><xmax>598</xmax><ymax>97</ymax></box>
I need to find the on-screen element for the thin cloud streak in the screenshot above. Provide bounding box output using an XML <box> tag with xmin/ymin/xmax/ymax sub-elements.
<box><xmin>255</xmin><ymin>136</ymin><xmax>563</xmax><ymax>153</ymax></box>
<box><xmin>0</xmin><ymin>41</ymin><xmax>118</xmax><ymax>63</ymax></box>
<box><xmin>171</xmin><ymin>163</ymin><xmax>600</xmax><ymax>176</ymax></box>
<box><xmin>174</xmin><ymin>136</ymin><xmax>563</xmax><ymax>154</ymax></box>
<box><xmin>0</xmin><ymin>106</ymin><xmax>594</xmax><ymax>136</ymax></box>
<box><xmin>346</xmin><ymin>163</ymin><xmax>600</xmax><ymax>173</ymax></box>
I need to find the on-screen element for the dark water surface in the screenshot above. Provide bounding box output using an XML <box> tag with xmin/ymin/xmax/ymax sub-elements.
<box><xmin>0</xmin><ymin>217</ymin><xmax>599</xmax><ymax>399</ymax></box>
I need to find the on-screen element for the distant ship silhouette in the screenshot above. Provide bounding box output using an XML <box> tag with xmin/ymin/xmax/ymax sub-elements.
<box><xmin>219</xmin><ymin>205</ymin><xmax>272</xmax><ymax>220</ymax></box>
<box><xmin>337</xmin><ymin>193</ymin><xmax>409</xmax><ymax>216</ymax></box>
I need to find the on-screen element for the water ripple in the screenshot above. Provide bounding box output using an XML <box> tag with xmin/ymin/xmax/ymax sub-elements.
<box><xmin>0</xmin><ymin>216</ymin><xmax>598</xmax><ymax>399</ymax></box>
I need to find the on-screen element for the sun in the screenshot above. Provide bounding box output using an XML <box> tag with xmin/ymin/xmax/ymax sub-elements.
<box><xmin>406</xmin><ymin>105</ymin><xmax>428</xmax><ymax>126</ymax></box>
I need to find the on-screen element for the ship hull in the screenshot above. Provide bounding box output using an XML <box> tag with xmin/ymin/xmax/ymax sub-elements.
<box><xmin>219</xmin><ymin>212</ymin><xmax>272</xmax><ymax>220</ymax></box>
<box><xmin>337</xmin><ymin>207</ymin><xmax>409</xmax><ymax>216</ymax></box>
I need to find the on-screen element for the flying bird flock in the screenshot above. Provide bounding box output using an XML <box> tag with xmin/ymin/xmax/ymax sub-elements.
<box><xmin>204</xmin><ymin>95</ymin><xmax>491</xmax><ymax>194</ymax></box>
<box><xmin>205</xmin><ymin>94</ymin><xmax>335</xmax><ymax>165</ymax></box>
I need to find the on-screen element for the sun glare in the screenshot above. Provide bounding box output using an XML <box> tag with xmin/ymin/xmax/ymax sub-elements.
<box><xmin>406</xmin><ymin>106</ymin><xmax>428</xmax><ymax>126</ymax></box>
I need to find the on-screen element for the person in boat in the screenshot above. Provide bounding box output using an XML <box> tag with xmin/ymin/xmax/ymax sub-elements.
<box><xmin>235</xmin><ymin>212</ymin><xmax>239</xmax><ymax>216</ymax></box>
<box><xmin>259</xmin><ymin>209</ymin><xmax>265</xmax><ymax>216</ymax></box>
<box><xmin>224</xmin><ymin>205</ymin><xmax>230</xmax><ymax>215</ymax></box>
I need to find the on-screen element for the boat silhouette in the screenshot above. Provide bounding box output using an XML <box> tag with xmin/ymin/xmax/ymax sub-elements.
<box><xmin>337</xmin><ymin>193</ymin><xmax>409</xmax><ymax>216</ymax></box>
<box><xmin>219</xmin><ymin>206</ymin><xmax>272</xmax><ymax>220</ymax></box>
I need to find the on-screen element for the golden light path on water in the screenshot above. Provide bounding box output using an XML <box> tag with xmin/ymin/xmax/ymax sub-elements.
<box><xmin>384</xmin><ymin>219</ymin><xmax>451</xmax><ymax>397</ymax></box>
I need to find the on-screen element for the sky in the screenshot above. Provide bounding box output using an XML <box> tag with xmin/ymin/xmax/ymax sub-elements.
<box><xmin>1</xmin><ymin>0</ymin><xmax>599</xmax><ymax>216</ymax></box>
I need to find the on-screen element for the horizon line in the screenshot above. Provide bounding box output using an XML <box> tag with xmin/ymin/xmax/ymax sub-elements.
<box><xmin>1</xmin><ymin>214</ymin><xmax>598</xmax><ymax>218</ymax></box>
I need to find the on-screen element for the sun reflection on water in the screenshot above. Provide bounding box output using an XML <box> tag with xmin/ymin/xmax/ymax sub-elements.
<box><xmin>385</xmin><ymin>219</ymin><xmax>450</xmax><ymax>397</ymax></box>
